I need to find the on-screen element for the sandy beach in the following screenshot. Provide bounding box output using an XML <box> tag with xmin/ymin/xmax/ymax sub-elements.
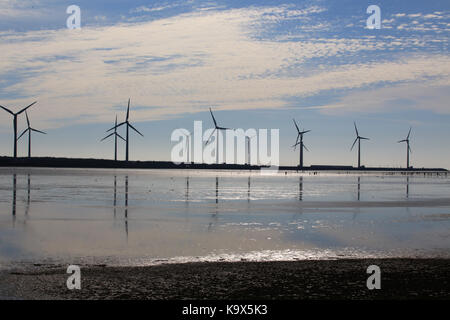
<box><xmin>1</xmin><ymin>258</ymin><xmax>449</xmax><ymax>300</ymax></box>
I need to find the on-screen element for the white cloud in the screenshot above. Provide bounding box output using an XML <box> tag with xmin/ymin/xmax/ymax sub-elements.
<box><xmin>0</xmin><ymin>5</ymin><xmax>449</xmax><ymax>130</ymax></box>
<box><xmin>131</xmin><ymin>4</ymin><xmax>178</xmax><ymax>14</ymax></box>
<box><xmin>313</xmin><ymin>79</ymin><xmax>450</xmax><ymax>115</ymax></box>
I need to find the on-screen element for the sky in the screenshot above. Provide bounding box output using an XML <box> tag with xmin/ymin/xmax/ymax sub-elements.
<box><xmin>0</xmin><ymin>0</ymin><xmax>449</xmax><ymax>168</ymax></box>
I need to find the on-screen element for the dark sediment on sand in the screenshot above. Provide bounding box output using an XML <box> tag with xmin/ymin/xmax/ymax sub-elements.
<box><xmin>1</xmin><ymin>258</ymin><xmax>449</xmax><ymax>300</ymax></box>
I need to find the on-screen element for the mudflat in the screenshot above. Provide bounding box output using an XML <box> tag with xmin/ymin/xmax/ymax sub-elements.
<box><xmin>1</xmin><ymin>258</ymin><xmax>449</xmax><ymax>300</ymax></box>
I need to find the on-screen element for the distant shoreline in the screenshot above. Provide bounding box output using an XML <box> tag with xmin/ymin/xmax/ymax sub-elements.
<box><xmin>0</xmin><ymin>156</ymin><xmax>447</xmax><ymax>172</ymax></box>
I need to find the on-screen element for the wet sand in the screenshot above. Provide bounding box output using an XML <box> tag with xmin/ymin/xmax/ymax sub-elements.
<box><xmin>1</xmin><ymin>258</ymin><xmax>449</xmax><ymax>300</ymax></box>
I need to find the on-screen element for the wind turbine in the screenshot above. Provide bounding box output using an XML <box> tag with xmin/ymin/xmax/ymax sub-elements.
<box><xmin>398</xmin><ymin>127</ymin><xmax>412</xmax><ymax>169</ymax></box>
<box><xmin>245</xmin><ymin>134</ymin><xmax>256</xmax><ymax>166</ymax></box>
<box><xmin>181</xmin><ymin>131</ymin><xmax>191</xmax><ymax>163</ymax></box>
<box><xmin>351</xmin><ymin>122</ymin><xmax>369</xmax><ymax>169</ymax></box>
<box><xmin>0</xmin><ymin>101</ymin><xmax>37</xmax><ymax>158</ymax></box>
<box><xmin>107</xmin><ymin>99</ymin><xmax>143</xmax><ymax>161</ymax></box>
<box><xmin>292</xmin><ymin>119</ymin><xmax>310</xmax><ymax>169</ymax></box>
<box><xmin>101</xmin><ymin>115</ymin><xmax>125</xmax><ymax>161</ymax></box>
<box><xmin>17</xmin><ymin>111</ymin><xmax>46</xmax><ymax>158</ymax></box>
<box><xmin>205</xmin><ymin>108</ymin><xmax>233</xmax><ymax>164</ymax></box>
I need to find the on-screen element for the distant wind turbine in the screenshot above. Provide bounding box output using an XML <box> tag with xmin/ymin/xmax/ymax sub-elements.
<box><xmin>101</xmin><ymin>115</ymin><xmax>125</xmax><ymax>161</ymax></box>
<box><xmin>246</xmin><ymin>134</ymin><xmax>256</xmax><ymax>166</ymax></box>
<box><xmin>107</xmin><ymin>99</ymin><xmax>143</xmax><ymax>162</ymax></box>
<box><xmin>181</xmin><ymin>131</ymin><xmax>191</xmax><ymax>163</ymax></box>
<box><xmin>17</xmin><ymin>111</ymin><xmax>46</xmax><ymax>158</ymax></box>
<box><xmin>0</xmin><ymin>101</ymin><xmax>37</xmax><ymax>158</ymax></box>
<box><xmin>351</xmin><ymin>122</ymin><xmax>369</xmax><ymax>168</ymax></box>
<box><xmin>292</xmin><ymin>119</ymin><xmax>310</xmax><ymax>169</ymax></box>
<box><xmin>205</xmin><ymin>108</ymin><xmax>233</xmax><ymax>164</ymax></box>
<box><xmin>398</xmin><ymin>127</ymin><xmax>412</xmax><ymax>169</ymax></box>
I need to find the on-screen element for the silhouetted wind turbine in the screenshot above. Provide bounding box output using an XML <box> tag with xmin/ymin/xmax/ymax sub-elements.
<box><xmin>0</xmin><ymin>101</ymin><xmax>37</xmax><ymax>158</ymax></box>
<box><xmin>17</xmin><ymin>111</ymin><xmax>46</xmax><ymax>158</ymax></box>
<box><xmin>351</xmin><ymin>122</ymin><xmax>369</xmax><ymax>169</ymax></box>
<box><xmin>398</xmin><ymin>127</ymin><xmax>412</xmax><ymax>169</ymax></box>
<box><xmin>205</xmin><ymin>108</ymin><xmax>233</xmax><ymax>164</ymax></box>
<box><xmin>101</xmin><ymin>115</ymin><xmax>125</xmax><ymax>161</ymax></box>
<box><xmin>292</xmin><ymin>119</ymin><xmax>310</xmax><ymax>169</ymax></box>
<box><xmin>107</xmin><ymin>99</ymin><xmax>143</xmax><ymax>161</ymax></box>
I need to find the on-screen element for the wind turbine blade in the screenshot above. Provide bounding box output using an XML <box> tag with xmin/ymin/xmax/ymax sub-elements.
<box><xmin>126</xmin><ymin>99</ymin><xmax>130</xmax><ymax>121</ymax></box>
<box><xmin>116</xmin><ymin>133</ymin><xmax>126</xmax><ymax>141</ymax></box>
<box><xmin>115</xmin><ymin>115</ymin><xmax>118</xmax><ymax>126</ymax></box>
<box><xmin>209</xmin><ymin>108</ymin><xmax>217</xmax><ymax>128</ymax></box>
<box><xmin>0</xmin><ymin>105</ymin><xmax>14</xmax><ymax>115</ymax></box>
<box><xmin>398</xmin><ymin>139</ymin><xmax>407</xmax><ymax>143</ymax></box>
<box><xmin>294</xmin><ymin>133</ymin><xmax>300</xmax><ymax>147</ymax></box>
<box><xmin>17</xmin><ymin>101</ymin><xmax>37</xmax><ymax>115</ymax></box>
<box><xmin>101</xmin><ymin>132</ymin><xmax>114</xmax><ymax>141</ymax></box>
<box><xmin>205</xmin><ymin>129</ymin><xmax>216</xmax><ymax>145</ymax></box>
<box><xmin>407</xmin><ymin>127</ymin><xmax>411</xmax><ymax>140</ymax></box>
<box><xmin>217</xmin><ymin>126</ymin><xmax>233</xmax><ymax>130</ymax></box>
<box><xmin>107</xmin><ymin>122</ymin><xmax>126</xmax><ymax>132</ymax></box>
<box><xmin>409</xmin><ymin>146</ymin><xmax>412</xmax><ymax>154</ymax></box>
<box><xmin>354</xmin><ymin>122</ymin><xmax>359</xmax><ymax>137</ymax></box>
<box><xmin>350</xmin><ymin>138</ymin><xmax>358</xmax><ymax>150</ymax></box>
<box><xmin>360</xmin><ymin>137</ymin><xmax>369</xmax><ymax>140</ymax></box>
<box><xmin>292</xmin><ymin>119</ymin><xmax>300</xmax><ymax>133</ymax></box>
<box><xmin>30</xmin><ymin>128</ymin><xmax>46</xmax><ymax>134</ymax></box>
<box><xmin>17</xmin><ymin>129</ymin><xmax>28</xmax><ymax>141</ymax></box>
<box><xmin>303</xmin><ymin>144</ymin><xmax>309</xmax><ymax>152</ymax></box>
<box><xmin>128</xmin><ymin>123</ymin><xmax>144</xmax><ymax>137</ymax></box>
<box><xmin>300</xmin><ymin>130</ymin><xmax>311</xmax><ymax>134</ymax></box>
<box><xmin>25</xmin><ymin>111</ymin><xmax>30</xmax><ymax>127</ymax></box>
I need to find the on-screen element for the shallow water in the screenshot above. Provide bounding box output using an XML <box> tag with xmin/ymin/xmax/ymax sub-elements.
<box><xmin>0</xmin><ymin>167</ymin><xmax>449</xmax><ymax>268</ymax></box>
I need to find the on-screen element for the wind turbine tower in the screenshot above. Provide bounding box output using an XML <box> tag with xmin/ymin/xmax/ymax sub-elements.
<box><xmin>205</xmin><ymin>108</ymin><xmax>233</xmax><ymax>164</ymax></box>
<box><xmin>350</xmin><ymin>122</ymin><xmax>370</xmax><ymax>169</ymax></box>
<box><xmin>17</xmin><ymin>110</ymin><xmax>46</xmax><ymax>158</ymax></box>
<box><xmin>0</xmin><ymin>101</ymin><xmax>37</xmax><ymax>158</ymax></box>
<box><xmin>292</xmin><ymin>119</ymin><xmax>310</xmax><ymax>169</ymax></box>
<box><xmin>102</xmin><ymin>115</ymin><xmax>125</xmax><ymax>161</ymax></box>
<box><xmin>107</xmin><ymin>99</ymin><xmax>143</xmax><ymax>162</ymax></box>
<box><xmin>398</xmin><ymin>127</ymin><xmax>412</xmax><ymax>169</ymax></box>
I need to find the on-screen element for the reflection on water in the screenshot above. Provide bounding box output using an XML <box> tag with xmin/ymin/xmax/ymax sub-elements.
<box><xmin>113</xmin><ymin>175</ymin><xmax>117</xmax><ymax>218</ymax></box>
<box><xmin>25</xmin><ymin>174</ymin><xmax>30</xmax><ymax>218</ymax></box>
<box><xmin>125</xmin><ymin>175</ymin><xmax>129</xmax><ymax>241</ymax></box>
<box><xmin>248</xmin><ymin>176</ymin><xmax>251</xmax><ymax>202</ymax></box>
<box><xmin>406</xmin><ymin>176</ymin><xmax>409</xmax><ymax>199</ymax></box>
<box><xmin>12</xmin><ymin>174</ymin><xmax>16</xmax><ymax>220</ymax></box>
<box><xmin>357</xmin><ymin>176</ymin><xmax>361</xmax><ymax>201</ymax></box>
<box><xmin>1</xmin><ymin>168</ymin><xmax>450</xmax><ymax>267</ymax></box>
<box><xmin>299</xmin><ymin>176</ymin><xmax>303</xmax><ymax>201</ymax></box>
<box><xmin>208</xmin><ymin>176</ymin><xmax>219</xmax><ymax>231</ymax></box>
<box><xmin>185</xmin><ymin>176</ymin><xmax>189</xmax><ymax>203</ymax></box>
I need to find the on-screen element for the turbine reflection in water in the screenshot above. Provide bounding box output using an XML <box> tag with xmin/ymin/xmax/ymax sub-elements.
<box><xmin>1</xmin><ymin>169</ymin><xmax>449</xmax><ymax>266</ymax></box>
<box><xmin>208</xmin><ymin>176</ymin><xmax>220</xmax><ymax>231</ymax></box>
<box><xmin>299</xmin><ymin>176</ymin><xmax>303</xmax><ymax>201</ymax></box>
<box><xmin>406</xmin><ymin>176</ymin><xmax>410</xmax><ymax>199</ymax></box>
<box><xmin>125</xmin><ymin>175</ymin><xmax>129</xmax><ymax>241</ymax></box>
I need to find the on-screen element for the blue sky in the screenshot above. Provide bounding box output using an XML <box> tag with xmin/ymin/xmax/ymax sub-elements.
<box><xmin>0</xmin><ymin>0</ymin><xmax>449</xmax><ymax>168</ymax></box>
